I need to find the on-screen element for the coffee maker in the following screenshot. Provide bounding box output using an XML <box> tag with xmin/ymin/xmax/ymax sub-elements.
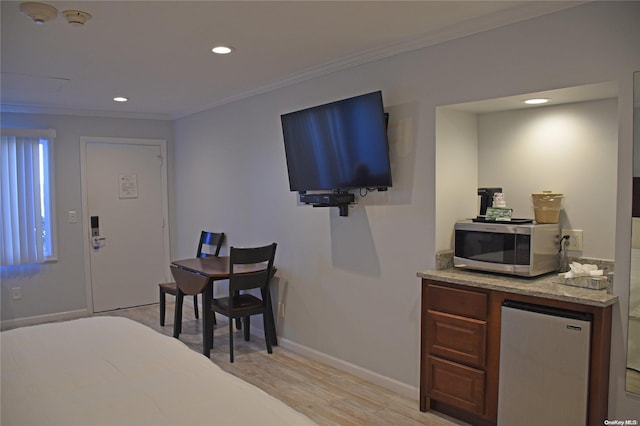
<box><xmin>477</xmin><ymin>187</ymin><xmax>503</xmax><ymax>217</ymax></box>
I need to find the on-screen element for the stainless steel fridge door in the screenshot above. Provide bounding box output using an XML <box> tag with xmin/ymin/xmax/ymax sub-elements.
<box><xmin>498</xmin><ymin>301</ymin><xmax>591</xmax><ymax>425</ymax></box>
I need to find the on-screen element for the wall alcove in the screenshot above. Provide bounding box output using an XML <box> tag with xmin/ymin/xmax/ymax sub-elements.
<box><xmin>434</xmin><ymin>81</ymin><xmax>619</xmax><ymax>265</ymax></box>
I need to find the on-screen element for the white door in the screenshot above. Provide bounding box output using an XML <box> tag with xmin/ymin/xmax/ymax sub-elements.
<box><xmin>81</xmin><ymin>137</ymin><xmax>170</xmax><ymax>312</ymax></box>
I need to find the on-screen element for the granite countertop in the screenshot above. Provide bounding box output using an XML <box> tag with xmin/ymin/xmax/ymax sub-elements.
<box><xmin>417</xmin><ymin>268</ymin><xmax>618</xmax><ymax>307</ymax></box>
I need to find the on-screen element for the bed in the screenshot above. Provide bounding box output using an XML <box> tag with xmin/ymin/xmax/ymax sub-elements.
<box><xmin>1</xmin><ymin>316</ymin><xmax>316</xmax><ymax>426</ymax></box>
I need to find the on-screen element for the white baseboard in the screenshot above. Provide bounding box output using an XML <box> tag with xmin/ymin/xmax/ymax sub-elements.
<box><xmin>278</xmin><ymin>337</ymin><xmax>419</xmax><ymax>400</ymax></box>
<box><xmin>230</xmin><ymin>320</ymin><xmax>418</xmax><ymax>399</ymax></box>
<box><xmin>0</xmin><ymin>309</ymin><xmax>89</xmax><ymax>331</ymax></box>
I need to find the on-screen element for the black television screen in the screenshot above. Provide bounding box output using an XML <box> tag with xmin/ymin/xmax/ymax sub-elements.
<box><xmin>281</xmin><ymin>91</ymin><xmax>392</xmax><ymax>192</ymax></box>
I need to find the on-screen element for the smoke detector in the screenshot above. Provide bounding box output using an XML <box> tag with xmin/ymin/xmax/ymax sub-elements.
<box><xmin>62</xmin><ymin>10</ymin><xmax>92</xmax><ymax>26</ymax></box>
<box><xmin>19</xmin><ymin>2</ymin><xmax>58</xmax><ymax>24</ymax></box>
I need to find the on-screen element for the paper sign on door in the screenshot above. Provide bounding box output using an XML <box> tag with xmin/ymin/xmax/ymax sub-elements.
<box><xmin>119</xmin><ymin>173</ymin><xmax>138</xmax><ymax>199</ymax></box>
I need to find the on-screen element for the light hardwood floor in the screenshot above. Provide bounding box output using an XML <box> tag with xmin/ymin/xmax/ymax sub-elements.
<box><xmin>100</xmin><ymin>302</ymin><xmax>467</xmax><ymax>426</ymax></box>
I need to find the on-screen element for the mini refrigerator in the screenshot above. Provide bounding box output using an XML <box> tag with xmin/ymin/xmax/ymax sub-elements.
<box><xmin>498</xmin><ymin>300</ymin><xmax>592</xmax><ymax>425</ymax></box>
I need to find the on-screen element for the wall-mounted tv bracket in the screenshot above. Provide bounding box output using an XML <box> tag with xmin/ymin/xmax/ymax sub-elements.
<box><xmin>299</xmin><ymin>191</ymin><xmax>355</xmax><ymax>217</ymax></box>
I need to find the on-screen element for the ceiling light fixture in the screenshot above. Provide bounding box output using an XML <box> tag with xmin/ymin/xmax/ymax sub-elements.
<box><xmin>113</xmin><ymin>96</ymin><xmax>128</xmax><ymax>102</ymax></box>
<box><xmin>523</xmin><ymin>98</ymin><xmax>550</xmax><ymax>105</ymax></box>
<box><xmin>62</xmin><ymin>9</ymin><xmax>92</xmax><ymax>26</ymax></box>
<box><xmin>211</xmin><ymin>46</ymin><xmax>235</xmax><ymax>55</ymax></box>
<box><xmin>19</xmin><ymin>2</ymin><xmax>58</xmax><ymax>24</ymax></box>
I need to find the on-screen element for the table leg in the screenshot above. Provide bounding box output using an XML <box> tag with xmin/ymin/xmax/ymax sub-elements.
<box><xmin>173</xmin><ymin>290</ymin><xmax>183</xmax><ymax>338</ymax></box>
<box><xmin>202</xmin><ymin>282</ymin><xmax>213</xmax><ymax>357</ymax></box>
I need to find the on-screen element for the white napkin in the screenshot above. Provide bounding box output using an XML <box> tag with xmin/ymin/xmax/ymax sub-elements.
<box><xmin>564</xmin><ymin>262</ymin><xmax>603</xmax><ymax>278</ymax></box>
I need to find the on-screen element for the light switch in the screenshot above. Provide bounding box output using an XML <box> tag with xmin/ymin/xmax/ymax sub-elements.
<box><xmin>68</xmin><ymin>210</ymin><xmax>78</xmax><ymax>223</ymax></box>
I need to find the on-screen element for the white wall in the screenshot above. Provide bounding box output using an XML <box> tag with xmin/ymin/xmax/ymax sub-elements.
<box><xmin>435</xmin><ymin>108</ymin><xmax>478</xmax><ymax>252</ymax></box>
<box><xmin>435</xmin><ymin>98</ymin><xmax>619</xmax><ymax>260</ymax></box>
<box><xmin>174</xmin><ymin>1</ymin><xmax>640</xmax><ymax>416</ymax></box>
<box><xmin>479</xmin><ymin>98</ymin><xmax>618</xmax><ymax>260</ymax></box>
<box><xmin>613</xmin><ymin>72</ymin><xmax>638</xmax><ymax>417</ymax></box>
<box><xmin>435</xmin><ymin>98</ymin><xmax>619</xmax><ymax>261</ymax></box>
<box><xmin>174</xmin><ymin>75</ymin><xmax>428</xmax><ymax>391</ymax></box>
<box><xmin>635</xmin><ymin>101</ymin><xmax>640</xmax><ymax>177</ymax></box>
<box><xmin>0</xmin><ymin>113</ymin><xmax>173</xmax><ymax>323</ymax></box>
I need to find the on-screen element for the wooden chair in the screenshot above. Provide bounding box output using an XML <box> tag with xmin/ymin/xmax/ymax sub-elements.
<box><xmin>211</xmin><ymin>243</ymin><xmax>277</xmax><ymax>362</ymax></box>
<box><xmin>159</xmin><ymin>231</ymin><xmax>224</xmax><ymax>327</ymax></box>
<box><xmin>169</xmin><ymin>265</ymin><xmax>210</xmax><ymax>339</ymax></box>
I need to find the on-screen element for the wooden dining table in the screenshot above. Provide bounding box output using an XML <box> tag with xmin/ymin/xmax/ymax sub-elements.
<box><xmin>171</xmin><ymin>255</ymin><xmax>277</xmax><ymax>357</ymax></box>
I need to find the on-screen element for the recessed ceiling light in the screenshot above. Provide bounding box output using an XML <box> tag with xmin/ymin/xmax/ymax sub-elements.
<box><xmin>523</xmin><ymin>98</ymin><xmax>550</xmax><ymax>105</ymax></box>
<box><xmin>113</xmin><ymin>96</ymin><xmax>128</xmax><ymax>102</ymax></box>
<box><xmin>211</xmin><ymin>46</ymin><xmax>235</xmax><ymax>55</ymax></box>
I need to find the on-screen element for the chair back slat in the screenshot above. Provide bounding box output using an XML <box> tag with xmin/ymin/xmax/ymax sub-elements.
<box><xmin>230</xmin><ymin>269</ymin><xmax>270</xmax><ymax>292</ymax></box>
<box><xmin>229</xmin><ymin>243</ymin><xmax>277</xmax><ymax>294</ymax></box>
<box><xmin>170</xmin><ymin>265</ymin><xmax>210</xmax><ymax>295</ymax></box>
<box><xmin>230</xmin><ymin>243</ymin><xmax>275</xmax><ymax>265</ymax></box>
<box><xmin>197</xmin><ymin>231</ymin><xmax>225</xmax><ymax>257</ymax></box>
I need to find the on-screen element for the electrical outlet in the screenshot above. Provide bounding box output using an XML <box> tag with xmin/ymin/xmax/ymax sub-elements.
<box><xmin>563</xmin><ymin>229</ymin><xmax>583</xmax><ymax>251</ymax></box>
<box><xmin>11</xmin><ymin>287</ymin><xmax>22</xmax><ymax>300</ymax></box>
<box><xmin>278</xmin><ymin>302</ymin><xmax>285</xmax><ymax>318</ymax></box>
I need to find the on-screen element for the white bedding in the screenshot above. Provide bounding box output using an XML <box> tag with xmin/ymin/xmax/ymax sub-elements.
<box><xmin>1</xmin><ymin>316</ymin><xmax>316</xmax><ymax>426</ymax></box>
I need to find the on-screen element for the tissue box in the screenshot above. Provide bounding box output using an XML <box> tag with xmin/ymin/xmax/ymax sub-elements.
<box><xmin>561</xmin><ymin>275</ymin><xmax>609</xmax><ymax>290</ymax></box>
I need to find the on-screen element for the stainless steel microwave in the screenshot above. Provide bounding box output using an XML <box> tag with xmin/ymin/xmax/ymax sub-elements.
<box><xmin>453</xmin><ymin>220</ymin><xmax>560</xmax><ymax>277</ymax></box>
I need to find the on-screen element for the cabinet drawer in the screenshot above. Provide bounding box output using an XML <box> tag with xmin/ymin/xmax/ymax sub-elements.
<box><xmin>427</xmin><ymin>356</ymin><xmax>486</xmax><ymax>415</ymax></box>
<box><xmin>427</xmin><ymin>283</ymin><xmax>487</xmax><ymax>320</ymax></box>
<box><xmin>427</xmin><ymin>310</ymin><xmax>487</xmax><ymax>368</ymax></box>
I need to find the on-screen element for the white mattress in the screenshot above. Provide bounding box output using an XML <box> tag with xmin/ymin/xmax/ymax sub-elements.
<box><xmin>1</xmin><ymin>316</ymin><xmax>316</xmax><ymax>426</ymax></box>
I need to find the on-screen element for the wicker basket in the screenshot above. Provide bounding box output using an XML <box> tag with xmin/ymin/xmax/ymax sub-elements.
<box><xmin>532</xmin><ymin>191</ymin><xmax>563</xmax><ymax>223</ymax></box>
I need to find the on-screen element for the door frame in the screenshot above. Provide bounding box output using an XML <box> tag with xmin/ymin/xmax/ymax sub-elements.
<box><xmin>80</xmin><ymin>136</ymin><xmax>170</xmax><ymax>314</ymax></box>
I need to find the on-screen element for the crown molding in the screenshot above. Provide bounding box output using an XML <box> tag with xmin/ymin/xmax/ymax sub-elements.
<box><xmin>176</xmin><ymin>1</ymin><xmax>584</xmax><ymax>119</ymax></box>
<box><xmin>0</xmin><ymin>103</ymin><xmax>173</xmax><ymax>121</ymax></box>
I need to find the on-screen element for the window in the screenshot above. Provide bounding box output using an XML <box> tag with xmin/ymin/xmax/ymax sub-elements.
<box><xmin>1</xmin><ymin>128</ymin><xmax>57</xmax><ymax>265</ymax></box>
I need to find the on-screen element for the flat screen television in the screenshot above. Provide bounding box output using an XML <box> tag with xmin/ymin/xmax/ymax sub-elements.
<box><xmin>281</xmin><ymin>90</ymin><xmax>392</xmax><ymax>193</ymax></box>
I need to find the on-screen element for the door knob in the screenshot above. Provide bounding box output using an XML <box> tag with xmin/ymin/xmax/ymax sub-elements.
<box><xmin>92</xmin><ymin>236</ymin><xmax>106</xmax><ymax>250</ymax></box>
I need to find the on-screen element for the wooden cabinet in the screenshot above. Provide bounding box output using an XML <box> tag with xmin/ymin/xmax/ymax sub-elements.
<box><xmin>421</xmin><ymin>282</ymin><xmax>496</xmax><ymax>424</ymax></box>
<box><xmin>426</xmin><ymin>355</ymin><xmax>486</xmax><ymax>415</ymax></box>
<box><xmin>427</xmin><ymin>310</ymin><xmax>486</xmax><ymax>367</ymax></box>
<box><xmin>419</xmin><ymin>277</ymin><xmax>613</xmax><ymax>426</ymax></box>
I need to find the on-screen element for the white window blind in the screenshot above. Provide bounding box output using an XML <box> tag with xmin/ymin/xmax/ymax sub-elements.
<box><xmin>1</xmin><ymin>128</ymin><xmax>56</xmax><ymax>265</ymax></box>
